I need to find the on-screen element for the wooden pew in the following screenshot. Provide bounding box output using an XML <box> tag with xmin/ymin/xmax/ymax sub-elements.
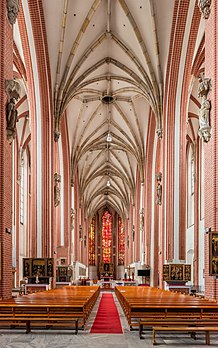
<box><xmin>152</xmin><ymin>326</ymin><xmax>218</xmax><ymax>345</ymax></box>
<box><xmin>115</xmin><ymin>285</ymin><xmax>218</xmax><ymax>344</ymax></box>
<box><xmin>0</xmin><ymin>286</ymin><xmax>100</xmax><ymax>334</ymax></box>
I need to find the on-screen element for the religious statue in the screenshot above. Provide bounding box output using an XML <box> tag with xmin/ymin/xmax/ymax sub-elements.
<box><xmin>5</xmin><ymin>79</ymin><xmax>21</xmax><ymax>144</ymax></box>
<box><xmin>54</xmin><ymin>173</ymin><xmax>61</xmax><ymax>207</ymax></box>
<box><xmin>6</xmin><ymin>98</ymin><xmax>18</xmax><ymax>129</ymax></box>
<box><xmin>54</xmin><ymin>116</ymin><xmax>60</xmax><ymax>142</ymax></box>
<box><xmin>132</xmin><ymin>225</ymin><xmax>135</xmax><ymax>242</ymax></box>
<box><xmin>156</xmin><ymin>128</ymin><xmax>163</xmax><ymax>139</ymax></box>
<box><xmin>79</xmin><ymin>225</ymin><xmax>83</xmax><ymax>241</ymax></box>
<box><xmin>140</xmin><ymin>209</ymin><xmax>144</xmax><ymax>230</ymax></box>
<box><xmin>198</xmin><ymin>74</ymin><xmax>212</xmax><ymax>142</ymax></box>
<box><xmin>198</xmin><ymin>0</ymin><xmax>212</xmax><ymax>19</ymax></box>
<box><xmin>71</xmin><ymin>208</ymin><xmax>75</xmax><ymax>230</ymax></box>
<box><xmin>156</xmin><ymin>172</ymin><xmax>162</xmax><ymax>205</ymax></box>
<box><xmin>6</xmin><ymin>0</ymin><xmax>20</xmax><ymax>25</ymax></box>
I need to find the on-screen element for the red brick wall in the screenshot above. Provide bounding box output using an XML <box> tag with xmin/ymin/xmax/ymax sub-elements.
<box><xmin>18</xmin><ymin>4</ymin><xmax>37</xmax><ymax>257</ymax></box>
<box><xmin>144</xmin><ymin>109</ymin><xmax>155</xmax><ymax>266</ymax></box>
<box><xmin>164</xmin><ymin>0</ymin><xmax>189</xmax><ymax>260</ymax></box>
<box><xmin>28</xmin><ymin>0</ymin><xmax>53</xmax><ymax>258</ymax></box>
<box><xmin>204</xmin><ymin>1</ymin><xmax>218</xmax><ymax>299</ymax></box>
<box><xmin>0</xmin><ymin>3</ymin><xmax>13</xmax><ymax>299</ymax></box>
<box><xmin>179</xmin><ymin>3</ymin><xmax>201</xmax><ymax>261</ymax></box>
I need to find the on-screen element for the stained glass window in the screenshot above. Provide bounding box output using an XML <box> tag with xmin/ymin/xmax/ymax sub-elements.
<box><xmin>102</xmin><ymin>211</ymin><xmax>112</xmax><ymax>263</ymax></box>
<box><xmin>88</xmin><ymin>217</ymin><xmax>95</xmax><ymax>265</ymax></box>
<box><xmin>20</xmin><ymin>155</ymin><xmax>24</xmax><ymax>225</ymax></box>
<box><xmin>118</xmin><ymin>216</ymin><xmax>125</xmax><ymax>265</ymax></box>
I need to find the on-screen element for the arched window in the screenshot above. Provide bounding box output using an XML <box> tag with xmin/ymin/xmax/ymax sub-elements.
<box><xmin>89</xmin><ymin>217</ymin><xmax>95</xmax><ymax>265</ymax></box>
<box><xmin>118</xmin><ymin>216</ymin><xmax>125</xmax><ymax>265</ymax></box>
<box><xmin>102</xmin><ymin>211</ymin><xmax>112</xmax><ymax>263</ymax></box>
<box><xmin>20</xmin><ymin>153</ymin><xmax>24</xmax><ymax>225</ymax></box>
<box><xmin>187</xmin><ymin>145</ymin><xmax>195</xmax><ymax>227</ymax></box>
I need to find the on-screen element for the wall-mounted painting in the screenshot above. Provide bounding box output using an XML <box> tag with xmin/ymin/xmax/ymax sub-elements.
<box><xmin>32</xmin><ymin>259</ymin><xmax>46</xmax><ymax>277</ymax></box>
<box><xmin>23</xmin><ymin>258</ymin><xmax>54</xmax><ymax>278</ymax></box>
<box><xmin>163</xmin><ymin>264</ymin><xmax>191</xmax><ymax>282</ymax></box>
<box><xmin>23</xmin><ymin>258</ymin><xmax>32</xmax><ymax>277</ymax></box>
<box><xmin>163</xmin><ymin>265</ymin><xmax>170</xmax><ymax>281</ymax></box>
<box><xmin>209</xmin><ymin>232</ymin><xmax>218</xmax><ymax>275</ymax></box>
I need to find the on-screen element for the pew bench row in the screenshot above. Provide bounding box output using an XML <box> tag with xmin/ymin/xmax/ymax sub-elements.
<box><xmin>0</xmin><ymin>286</ymin><xmax>100</xmax><ymax>334</ymax></box>
<box><xmin>115</xmin><ymin>286</ymin><xmax>218</xmax><ymax>345</ymax></box>
<box><xmin>152</xmin><ymin>326</ymin><xmax>218</xmax><ymax>346</ymax></box>
<box><xmin>0</xmin><ymin>315</ymin><xmax>80</xmax><ymax>334</ymax></box>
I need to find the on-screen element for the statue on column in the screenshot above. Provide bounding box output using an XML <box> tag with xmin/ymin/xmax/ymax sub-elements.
<box><xmin>71</xmin><ymin>208</ymin><xmax>75</xmax><ymax>230</ymax></box>
<box><xmin>5</xmin><ymin>79</ymin><xmax>21</xmax><ymax>144</ymax></box>
<box><xmin>132</xmin><ymin>225</ymin><xmax>135</xmax><ymax>242</ymax></box>
<box><xmin>198</xmin><ymin>74</ymin><xmax>212</xmax><ymax>143</ymax></box>
<box><xmin>6</xmin><ymin>0</ymin><xmax>20</xmax><ymax>25</ymax></box>
<box><xmin>127</xmin><ymin>235</ymin><xmax>129</xmax><ymax>248</ymax></box>
<box><xmin>140</xmin><ymin>208</ymin><xmax>144</xmax><ymax>232</ymax></box>
<box><xmin>198</xmin><ymin>0</ymin><xmax>212</xmax><ymax>19</ymax></box>
<box><xmin>54</xmin><ymin>173</ymin><xmax>61</xmax><ymax>207</ymax></box>
<box><xmin>54</xmin><ymin>116</ymin><xmax>60</xmax><ymax>142</ymax></box>
<box><xmin>156</xmin><ymin>172</ymin><xmax>162</xmax><ymax>205</ymax></box>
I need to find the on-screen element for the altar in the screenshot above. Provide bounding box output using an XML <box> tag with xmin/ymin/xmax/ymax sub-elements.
<box><xmin>98</xmin><ymin>280</ymin><xmax>115</xmax><ymax>289</ymax></box>
<box><xmin>98</xmin><ymin>279</ymin><xmax>138</xmax><ymax>289</ymax></box>
<box><xmin>25</xmin><ymin>283</ymin><xmax>50</xmax><ymax>294</ymax></box>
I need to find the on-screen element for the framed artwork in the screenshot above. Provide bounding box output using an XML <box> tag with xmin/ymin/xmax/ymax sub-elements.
<box><xmin>23</xmin><ymin>258</ymin><xmax>54</xmax><ymax>278</ymax></box>
<box><xmin>170</xmin><ymin>264</ymin><xmax>183</xmax><ymax>281</ymax></box>
<box><xmin>184</xmin><ymin>264</ymin><xmax>191</xmax><ymax>281</ymax></box>
<box><xmin>23</xmin><ymin>258</ymin><xmax>31</xmax><ymax>277</ymax></box>
<box><xmin>163</xmin><ymin>265</ymin><xmax>170</xmax><ymax>281</ymax></box>
<box><xmin>209</xmin><ymin>232</ymin><xmax>218</xmax><ymax>275</ymax></box>
<box><xmin>163</xmin><ymin>264</ymin><xmax>191</xmax><ymax>282</ymax></box>
<box><xmin>47</xmin><ymin>258</ymin><xmax>54</xmax><ymax>277</ymax></box>
<box><xmin>59</xmin><ymin>267</ymin><xmax>67</xmax><ymax>277</ymax></box>
<box><xmin>32</xmin><ymin>258</ymin><xmax>46</xmax><ymax>276</ymax></box>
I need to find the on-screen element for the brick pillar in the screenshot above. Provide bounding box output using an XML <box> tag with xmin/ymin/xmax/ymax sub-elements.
<box><xmin>144</xmin><ymin>110</ymin><xmax>155</xmax><ymax>267</ymax></box>
<box><xmin>204</xmin><ymin>1</ymin><xmax>218</xmax><ymax>299</ymax></box>
<box><xmin>0</xmin><ymin>2</ymin><xmax>13</xmax><ymax>299</ymax></box>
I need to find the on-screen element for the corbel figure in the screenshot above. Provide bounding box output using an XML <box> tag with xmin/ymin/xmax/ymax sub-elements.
<box><xmin>140</xmin><ymin>208</ymin><xmax>144</xmax><ymax>230</ymax></box>
<box><xmin>5</xmin><ymin>79</ymin><xmax>21</xmax><ymax>144</ymax></box>
<box><xmin>198</xmin><ymin>74</ymin><xmax>212</xmax><ymax>143</ymax></box>
<box><xmin>156</xmin><ymin>128</ymin><xmax>163</xmax><ymax>139</ymax></box>
<box><xmin>71</xmin><ymin>208</ymin><xmax>75</xmax><ymax>230</ymax></box>
<box><xmin>54</xmin><ymin>116</ymin><xmax>60</xmax><ymax>142</ymax></box>
<box><xmin>156</xmin><ymin>172</ymin><xmax>162</xmax><ymax>205</ymax></box>
<box><xmin>127</xmin><ymin>235</ymin><xmax>129</xmax><ymax>248</ymax></box>
<box><xmin>198</xmin><ymin>0</ymin><xmax>212</xmax><ymax>19</ymax></box>
<box><xmin>79</xmin><ymin>225</ymin><xmax>83</xmax><ymax>241</ymax></box>
<box><xmin>54</xmin><ymin>173</ymin><xmax>61</xmax><ymax>207</ymax></box>
<box><xmin>6</xmin><ymin>0</ymin><xmax>20</xmax><ymax>25</ymax></box>
<box><xmin>132</xmin><ymin>225</ymin><xmax>135</xmax><ymax>242</ymax></box>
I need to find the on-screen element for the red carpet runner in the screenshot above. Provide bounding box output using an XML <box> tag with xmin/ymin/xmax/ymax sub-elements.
<box><xmin>90</xmin><ymin>293</ymin><xmax>123</xmax><ymax>333</ymax></box>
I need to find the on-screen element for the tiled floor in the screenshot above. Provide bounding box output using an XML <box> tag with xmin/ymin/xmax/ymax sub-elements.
<box><xmin>0</xmin><ymin>291</ymin><xmax>218</xmax><ymax>348</ymax></box>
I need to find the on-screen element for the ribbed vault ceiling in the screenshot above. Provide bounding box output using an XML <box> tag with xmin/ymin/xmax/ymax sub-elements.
<box><xmin>41</xmin><ymin>0</ymin><xmax>174</xmax><ymax>219</ymax></box>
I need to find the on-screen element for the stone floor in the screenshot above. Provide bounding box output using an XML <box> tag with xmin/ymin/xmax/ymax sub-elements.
<box><xmin>0</xmin><ymin>291</ymin><xmax>218</xmax><ymax>348</ymax></box>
